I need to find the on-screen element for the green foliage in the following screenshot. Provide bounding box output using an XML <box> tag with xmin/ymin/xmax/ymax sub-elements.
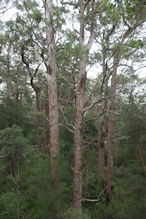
<box><xmin>31</xmin><ymin>9</ymin><xmax>42</xmax><ymax>23</ymax></box>
<box><xmin>0</xmin><ymin>191</ymin><xmax>17</xmax><ymax>218</ymax></box>
<box><xmin>0</xmin><ymin>98</ymin><xmax>35</xmax><ymax>137</ymax></box>
<box><xmin>105</xmin><ymin>160</ymin><xmax>146</xmax><ymax>219</ymax></box>
<box><xmin>0</xmin><ymin>0</ymin><xmax>145</xmax><ymax>218</ymax></box>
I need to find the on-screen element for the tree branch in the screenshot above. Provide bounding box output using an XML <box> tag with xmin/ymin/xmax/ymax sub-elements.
<box><xmin>83</xmin><ymin>98</ymin><xmax>102</xmax><ymax>113</ymax></box>
<box><xmin>59</xmin><ymin>103</ymin><xmax>75</xmax><ymax>132</ymax></box>
<box><xmin>84</xmin><ymin>79</ymin><xmax>100</xmax><ymax>107</ymax></box>
<box><xmin>82</xmin><ymin>187</ymin><xmax>107</xmax><ymax>202</ymax></box>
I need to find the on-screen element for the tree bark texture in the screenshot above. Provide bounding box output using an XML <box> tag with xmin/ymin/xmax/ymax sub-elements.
<box><xmin>44</xmin><ymin>83</ymin><xmax>49</xmax><ymax>148</ymax></box>
<box><xmin>46</xmin><ymin>1</ymin><xmax>59</xmax><ymax>218</ymax></box>
<box><xmin>73</xmin><ymin>0</ymin><xmax>86</xmax><ymax>212</ymax></box>
<box><xmin>6</xmin><ymin>42</ymin><xmax>11</xmax><ymax>98</ymax></box>
<box><xmin>21</xmin><ymin>46</ymin><xmax>43</xmax><ymax>157</ymax></box>
<box><xmin>98</xmin><ymin>83</ymin><xmax>108</xmax><ymax>178</ymax></box>
<box><xmin>73</xmin><ymin>0</ymin><xmax>95</xmax><ymax>212</ymax></box>
<box><xmin>46</xmin><ymin>0</ymin><xmax>59</xmax><ymax>162</ymax></box>
<box><xmin>98</xmin><ymin>50</ymin><xmax>108</xmax><ymax>178</ymax></box>
<box><xmin>35</xmin><ymin>89</ymin><xmax>43</xmax><ymax>156</ymax></box>
<box><xmin>106</xmin><ymin>58</ymin><xmax>119</xmax><ymax>203</ymax></box>
<box><xmin>73</xmin><ymin>57</ymin><xmax>86</xmax><ymax>211</ymax></box>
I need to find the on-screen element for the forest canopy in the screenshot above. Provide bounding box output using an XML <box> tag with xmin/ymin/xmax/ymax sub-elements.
<box><xmin>0</xmin><ymin>0</ymin><xmax>146</xmax><ymax>218</ymax></box>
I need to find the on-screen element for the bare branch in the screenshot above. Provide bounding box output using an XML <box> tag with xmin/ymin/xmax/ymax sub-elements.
<box><xmin>85</xmin><ymin>0</ymin><xmax>92</xmax><ymax>9</ymax></box>
<box><xmin>87</xmin><ymin>23</ymin><xmax>95</xmax><ymax>50</ymax></box>
<box><xmin>60</xmin><ymin>0</ymin><xmax>78</xmax><ymax>8</ymax></box>
<box><xmin>22</xmin><ymin>0</ymin><xmax>46</xmax><ymax>51</ymax></box>
<box><xmin>81</xmin><ymin>114</ymin><xmax>102</xmax><ymax>128</ymax></box>
<box><xmin>0</xmin><ymin>1</ymin><xmax>16</xmax><ymax>14</ymax></box>
<box><xmin>83</xmin><ymin>98</ymin><xmax>102</xmax><ymax>113</ymax></box>
<box><xmin>59</xmin><ymin>103</ymin><xmax>75</xmax><ymax>131</ymax></box>
<box><xmin>82</xmin><ymin>187</ymin><xmax>107</xmax><ymax>202</ymax></box>
<box><xmin>59</xmin><ymin>123</ymin><xmax>74</xmax><ymax>134</ymax></box>
<box><xmin>21</xmin><ymin>45</ymin><xmax>32</xmax><ymax>78</ymax></box>
<box><xmin>84</xmin><ymin>79</ymin><xmax>99</xmax><ymax>107</ymax></box>
<box><xmin>21</xmin><ymin>45</ymin><xmax>41</xmax><ymax>90</ymax></box>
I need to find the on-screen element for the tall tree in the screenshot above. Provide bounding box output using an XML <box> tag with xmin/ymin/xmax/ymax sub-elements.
<box><xmin>45</xmin><ymin>0</ymin><xmax>59</xmax><ymax>217</ymax></box>
<box><xmin>73</xmin><ymin>0</ymin><xmax>96</xmax><ymax>212</ymax></box>
<box><xmin>105</xmin><ymin>0</ymin><xmax>146</xmax><ymax>202</ymax></box>
<box><xmin>46</xmin><ymin>0</ymin><xmax>59</xmax><ymax>170</ymax></box>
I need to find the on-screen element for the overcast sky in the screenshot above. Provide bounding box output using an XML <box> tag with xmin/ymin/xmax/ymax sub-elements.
<box><xmin>0</xmin><ymin>2</ymin><xmax>145</xmax><ymax>80</ymax></box>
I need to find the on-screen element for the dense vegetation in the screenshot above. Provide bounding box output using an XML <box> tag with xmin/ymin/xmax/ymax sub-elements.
<box><xmin>0</xmin><ymin>0</ymin><xmax>145</xmax><ymax>218</ymax></box>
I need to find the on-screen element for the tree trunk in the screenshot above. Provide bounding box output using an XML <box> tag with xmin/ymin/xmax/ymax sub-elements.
<box><xmin>106</xmin><ymin>58</ymin><xmax>119</xmax><ymax>203</ymax></box>
<box><xmin>16</xmin><ymin>162</ymin><xmax>20</xmax><ymax>219</ymax></box>
<box><xmin>46</xmin><ymin>1</ymin><xmax>59</xmax><ymax>218</ymax></box>
<box><xmin>72</xmin><ymin>0</ymin><xmax>86</xmax><ymax>212</ymax></box>
<box><xmin>35</xmin><ymin>90</ymin><xmax>43</xmax><ymax>157</ymax></box>
<box><xmin>98</xmin><ymin>49</ymin><xmax>108</xmax><ymax>178</ymax></box>
<box><xmin>46</xmin><ymin>0</ymin><xmax>59</xmax><ymax>167</ymax></box>
<box><xmin>73</xmin><ymin>0</ymin><xmax>95</xmax><ymax>212</ymax></box>
<box><xmin>44</xmin><ymin>83</ymin><xmax>49</xmax><ymax>148</ymax></box>
<box><xmin>6</xmin><ymin>42</ymin><xmax>11</xmax><ymax>98</ymax></box>
<box><xmin>73</xmin><ymin>57</ymin><xmax>86</xmax><ymax>211</ymax></box>
<box><xmin>98</xmin><ymin>82</ymin><xmax>108</xmax><ymax>178</ymax></box>
<box><xmin>13</xmin><ymin>64</ymin><xmax>21</xmax><ymax>104</ymax></box>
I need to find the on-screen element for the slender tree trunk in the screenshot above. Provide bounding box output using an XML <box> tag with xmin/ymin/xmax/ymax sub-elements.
<box><xmin>16</xmin><ymin>162</ymin><xmax>20</xmax><ymax>219</ymax></box>
<box><xmin>46</xmin><ymin>1</ymin><xmax>59</xmax><ymax>218</ymax></box>
<box><xmin>35</xmin><ymin>90</ymin><xmax>43</xmax><ymax>156</ymax></box>
<box><xmin>44</xmin><ymin>83</ymin><xmax>49</xmax><ymax>147</ymax></box>
<box><xmin>46</xmin><ymin>0</ymin><xmax>59</xmax><ymax>168</ymax></box>
<box><xmin>73</xmin><ymin>57</ymin><xmax>86</xmax><ymax>211</ymax></box>
<box><xmin>6</xmin><ymin>42</ymin><xmax>11</xmax><ymax>98</ymax></box>
<box><xmin>73</xmin><ymin>0</ymin><xmax>86</xmax><ymax>212</ymax></box>
<box><xmin>13</xmin><ymin>64</ymin><xmax>21</xmax><ymax>104</ymax></box>
<box><xmin>21</xmin><ymin>46</ymin><xmax>43</xmax><ymax>157</ymax></box>
<box><xmin>98</xmin><ymin>82</ymin><xmax>108</xmax><ymax>178</ymax></box>
<box><xmin>73</xmin><ymin>0</ymin><xmax>95</xmax><ymax>212</ymax></box>
<box><xmin>106</xmin><ymin>58</ymin><xmax>119</xmax><ymax>203</ymax></box>
<box><xmin>98</xmin><ymin>49</ymin><xmax>108</xmax><ymax>178</ymax></box>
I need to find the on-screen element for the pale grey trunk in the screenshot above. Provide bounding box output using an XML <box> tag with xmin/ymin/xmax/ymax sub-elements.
<box><xmin>73</xmin><ymin>0</ymin><xmax>85</xmax><ymax>212</ymax></box>
<box><xmin>46</xmin><ymin>1</ymin><xmax>59</xmax><ymax>217</ymax></box>
<box><xmin>73</xmin><ymin>57</ymin><xmax>86</xmax><ymax>210</ymax></box>
<box><xmin>46</xmin><ymin>0</ymin><xmax>59</xmax><ymax>160</ymax></box>
<box><xmin>73</xmin><ymin>0</ymin><xmax>95</xmax><ymax>212</ymax></box>
<box><xmin>6</xmin><ymin>42</ymin><xmax>11</xmax><ymax>98</ymax></box>
<box><xmin>44</xmin><ymin>83</ymin><xmax>49</xmax><ymax>148</ymax></box>
<box><xmin>13</xmin><ymin>65</ymin><xmax>21</xmax><ymax>104</ymax></box>
<box><xmin>106</xmin><ymin>58</ymin><xmax>119</xmax><ymax>202</ymax></box>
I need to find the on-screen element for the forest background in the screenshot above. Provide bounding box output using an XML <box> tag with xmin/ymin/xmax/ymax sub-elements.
<box><xmin>0</xmin><ymin>0</ymin><xmax>146</xmax><ymax>218</ymax></box>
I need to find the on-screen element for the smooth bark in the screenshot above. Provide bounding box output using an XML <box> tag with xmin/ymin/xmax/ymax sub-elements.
<box><xmin>73</xmin><ymin>0</ymin><xmax>95</xmax><ymax>211</ymax></box>
<box><xmin>46</xmin><ymin>0</ymin><xmax>59</xmax><ymax>164</ymax></box>
<box><xmin>98</xmin><ymin>49</ymin><xmax>108</xmax><ymax>178</ymax></box>
<box><xmin>46</xmin><ymin>1</ymin><xmax>59</xmax><ymax>218</ymax></box>
<box><xmin>106</xmin><ymin>58</ymin><xmax>119</xmax><ymax>203</ymax></box>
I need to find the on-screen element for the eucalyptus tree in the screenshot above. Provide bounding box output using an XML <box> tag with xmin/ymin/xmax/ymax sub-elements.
<box><xmin>71</xmin><ymin>0</ymin><xmax>98</xmax><ymax>211</ymax></box>
<box><xmin>0</xmin><ymin>125</ymin><xmax>30</xmax><ymax>219</ymax></box>
<box><xmin>93</xmin><ymin>0</ymin><xmax>146</xmax><ymax>202</ymax></box>
<box><xmin>0</xmin><ymin>19</ymin><xmax>32</xmax><ymax>103</ymax></box>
